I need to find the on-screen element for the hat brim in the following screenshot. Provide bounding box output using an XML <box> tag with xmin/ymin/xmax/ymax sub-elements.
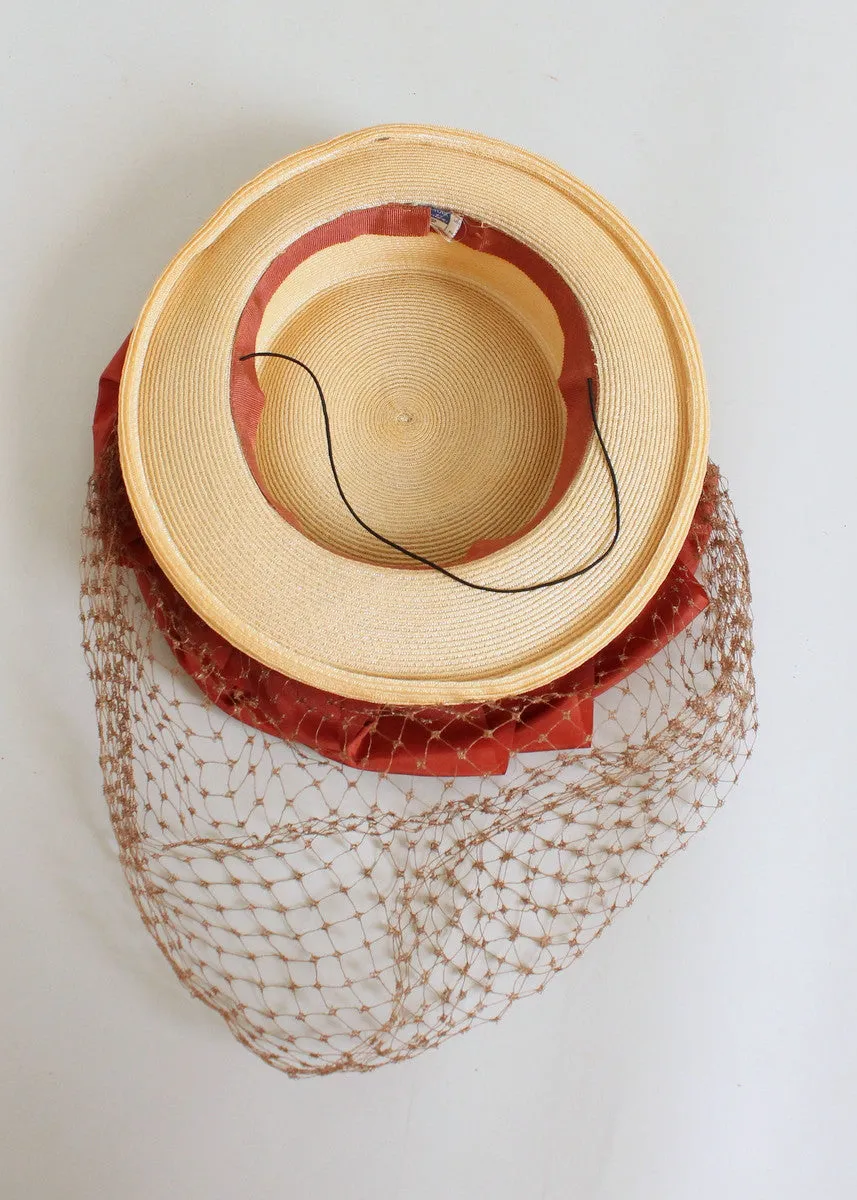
<box><xmin>119</xmin><ymin>124</ymin><xmax>708</xmax><ymax>705</ymax></box>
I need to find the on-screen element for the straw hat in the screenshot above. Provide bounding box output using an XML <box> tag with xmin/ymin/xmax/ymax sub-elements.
<box><xmin>118</xmin><ymin>124</ymin><xmax>708</xmax><ymax>705</ymax></box>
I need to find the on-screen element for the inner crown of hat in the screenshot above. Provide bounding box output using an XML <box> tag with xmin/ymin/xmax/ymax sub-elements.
<box><xmin>230</xmin><ymin>205</ymin><xmax>596</xmax><ymax>569</ymax></box>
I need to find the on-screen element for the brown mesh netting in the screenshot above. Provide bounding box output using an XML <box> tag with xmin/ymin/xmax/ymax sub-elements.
<box><xmin>81</xmin><ymin>455</ymin><xmax>756</xmax><ymax>1077</ymax></box>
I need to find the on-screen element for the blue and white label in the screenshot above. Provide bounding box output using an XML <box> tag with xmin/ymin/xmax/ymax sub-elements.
<box><xmin>429</xmin><ymin>207</ymin><xmax>464</xmax><ymax>240</ymax></box>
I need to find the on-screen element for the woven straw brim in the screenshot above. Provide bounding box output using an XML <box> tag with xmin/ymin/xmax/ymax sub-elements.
<box><xmin>118</xmin><ymin>125</ymin><xmax>708</xmax><ymax>705</ymax></box>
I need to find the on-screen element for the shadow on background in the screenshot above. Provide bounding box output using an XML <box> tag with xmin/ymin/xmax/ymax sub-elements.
<box><xmin>9</xmin><ymin>114</ymin><xmax>333</xmax><ymax>1022</ymax></box>
<box><xmin>15</xmin><ymin>114</ymin><xmax>333</xmax><ymax>570</ymax></box>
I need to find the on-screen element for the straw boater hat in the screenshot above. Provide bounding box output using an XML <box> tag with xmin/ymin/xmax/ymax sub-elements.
<box><xmin>118</xmin><ymin>124</ymin><xmax>708</xmax><ymax>706</ymax></box>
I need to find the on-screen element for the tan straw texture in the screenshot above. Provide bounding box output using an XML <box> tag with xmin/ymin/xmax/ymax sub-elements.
<box><xmin>254</xmin><ymin>235</ymin><xmax>567</xmax><ymax>567</ymax></box>
<box><xmin>119</xmin><ymin>125</ymin><xmax>709</xmax><ymax>705</ymax></box>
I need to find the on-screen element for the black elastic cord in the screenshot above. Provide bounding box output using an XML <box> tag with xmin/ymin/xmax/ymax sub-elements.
<box><xmin>238</xmin><ymin>352</ymin><xmax>620</xmax><ymax>593</ymax></box>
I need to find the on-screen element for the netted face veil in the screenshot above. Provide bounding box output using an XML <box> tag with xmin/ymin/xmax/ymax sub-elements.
<box><xmin>82</xmin><ymin>126</ymin><xmax>756</xmax><ymax>1076</ymax></box>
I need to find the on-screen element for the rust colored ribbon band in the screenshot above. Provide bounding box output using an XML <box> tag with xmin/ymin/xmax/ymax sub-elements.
<box><xmin>230</xmin><ymin>204</ymin><xmax>599</xmax><ymax>562</ymax></box>
<box><xmin>95</xmin><ymin>338</ymin><xmax>710</xmax><ymax>776</ymax></box>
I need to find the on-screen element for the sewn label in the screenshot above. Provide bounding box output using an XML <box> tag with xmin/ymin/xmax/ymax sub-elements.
<box><xmin>429</xmin><ymin>208</ymin><xmax>464</xmax><ymax>240</ymax></box>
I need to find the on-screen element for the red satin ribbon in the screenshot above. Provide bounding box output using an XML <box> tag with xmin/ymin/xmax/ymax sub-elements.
<box><xmin>230</xmin><ymin>204</ymin><xmax>601</xmax><ymax>562</ymax></box>
<box><xmin>95</xmin><ymin>335</ymin><xmax>711</xmax><ymax>776</ymax></box>
<box><xmin>97</xmin><ymin>206</ymin><xmax>711</xmax><ymax>775</ymax></box>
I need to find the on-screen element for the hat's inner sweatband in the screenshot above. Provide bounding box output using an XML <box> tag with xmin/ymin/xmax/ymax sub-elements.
<box><xmin>230</xmin><ymin>203</ymin><xmax>615</xmax><ymax>578</ymax></box>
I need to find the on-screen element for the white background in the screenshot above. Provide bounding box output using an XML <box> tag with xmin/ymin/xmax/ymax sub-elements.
<box><xmin>2</xmin><ymin>3</ymin><xmax>855</xmax><ymax>1197</ymax></box>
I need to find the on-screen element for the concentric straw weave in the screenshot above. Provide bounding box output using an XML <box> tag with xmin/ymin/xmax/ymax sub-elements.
<box><xmin>118</xmin><ymin>125</ymin><xmax>710</xmax><ymax>705</ymax></box>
